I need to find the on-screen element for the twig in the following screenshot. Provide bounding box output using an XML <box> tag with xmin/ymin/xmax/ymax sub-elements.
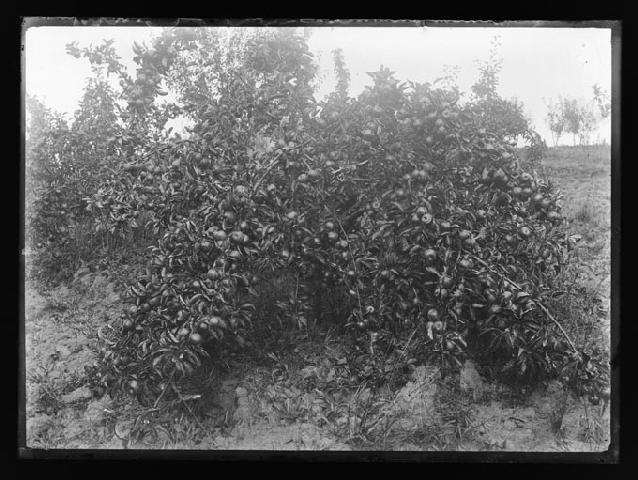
<box><xmin>153</xmin><ymin>371</ymin><xmax>175</xmax><ymax>408</ymax></box>
<box><xmin>470</xmin><ymin>255</ymin><xmax>523</xmax><ymax>290</ymax></box>
<box><xmin>400</xmin><ymin>328</ymin><xmax>418</xmax><ymax>360</ymax></box>
<box><xmin>251</xmin><ymin>151</ymin><xmax>283</xmax><ymax>194</ymax></box>
<box><xmin>138</xmin><ymin>144</ymin><xmax>173</xmax><ymax>162</ymax></box>
<box><xmin>330</xmin><ymin>207</ymin><xmax>364</xmax><ymax>319</ymax></box>
<box><xmin>537</xmin><ymin>302</ymin><xmax>578</xmax><ymax>353</ymax></box>
<box><xmin>170</xmin><ymin>382</ymin><xmax>206</xmax><ymax>430</ymax></box>
<box><xmin>387</xmin><ymin>327</ymin><xmax>418</xmax><ymax>381</ymax></box>
<box><xmin>293</xmin><ymin>273</ymin><xmax>301</xmax><ymax>330</ymax></box>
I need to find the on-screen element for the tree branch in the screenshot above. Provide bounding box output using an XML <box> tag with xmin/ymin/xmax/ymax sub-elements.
<box><xmin>537</xmin><ymin>302</ymin><xmax>578</xmax><ymax>353</ymax></box>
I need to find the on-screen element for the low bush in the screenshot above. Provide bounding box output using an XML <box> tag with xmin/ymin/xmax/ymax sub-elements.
<box><xmin>25</xmin><ymin>28</ymin><xmax>600</xmax><ymax>407</ymax></box>
<box><xmin>85</xmin><ymin>30</ymin><xmax>596</xmax><ymax>408</ymax></box>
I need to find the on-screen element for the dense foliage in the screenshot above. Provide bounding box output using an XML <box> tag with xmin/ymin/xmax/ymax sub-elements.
<box><xmin>26</xmin><ymin>28</ymin><xmax>602</xmax><ymax>407</ymax></box>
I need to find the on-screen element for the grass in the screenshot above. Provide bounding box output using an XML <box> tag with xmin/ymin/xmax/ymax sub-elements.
<box><xmin>535</xmin><ymin>145</ymin><xmax>610</xmax><ymax>279</ymax></box>
<box><xmin>540</xmin><ymin>147</ymin><xmax>609</xmax><ymax>227</ymax></box>
<box><xmin>573</xmin><ymin>201</ymin><xmax>596</xmax><ymax>224</ymax></box>
<box><xmin>581</xmin><ymin>401</ymin><xmax>611</xmax><ymax>445</ymax></box>
<box><xmin>539</xmin><ymin>146</ymin><xmax>611</xmax><ymax>402</ymax></box>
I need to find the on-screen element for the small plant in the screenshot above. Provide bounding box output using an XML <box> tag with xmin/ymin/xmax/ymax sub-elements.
<box><xmin>573</xmin><ymin>201</ymin><xmax>596</xmax><ymax>224</ymax></box>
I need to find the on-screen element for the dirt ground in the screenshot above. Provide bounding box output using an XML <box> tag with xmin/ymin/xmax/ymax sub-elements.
<box><xmin>23</xmin><ymin>146</ymin><xmax>612</xmax><ymax>452</ymax></box>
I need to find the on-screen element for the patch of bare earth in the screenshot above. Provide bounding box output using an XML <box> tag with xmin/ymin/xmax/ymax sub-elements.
<box><xmin>25</xmin><ymin>271</ymin><xmax>123</xmax><ymax>449</ymax></box>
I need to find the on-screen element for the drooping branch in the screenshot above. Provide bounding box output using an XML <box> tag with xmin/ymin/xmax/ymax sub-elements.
<box><xmin>537</xmin><ymin>302</ymin><xmax>578</xmax><ymax>353</ymax></box>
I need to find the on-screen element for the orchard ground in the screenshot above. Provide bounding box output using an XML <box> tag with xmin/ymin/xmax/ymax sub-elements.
<box><xmin>24</xmin><ymin>145</ymin><xmax>611</xmax><ymax>451</ymax></box>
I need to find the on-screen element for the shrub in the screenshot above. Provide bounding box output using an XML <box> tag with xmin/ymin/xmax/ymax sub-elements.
<box><xmin>80</xmin><ymin>29</ymin><xmax>598</xmax><ymax>408</ymax></box>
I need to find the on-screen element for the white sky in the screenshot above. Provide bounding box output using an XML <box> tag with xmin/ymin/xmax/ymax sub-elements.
<box><xmin>24</xmin><ymin>25</ymin><xmax>612</xmax><ymax>145</ymax></box>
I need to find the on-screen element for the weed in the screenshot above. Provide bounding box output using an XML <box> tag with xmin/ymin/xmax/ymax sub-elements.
<box><xmin>573</xmin><ymin>201</ymin><xmax>596</xmax><ymax>224</ymax></box>
<box><xmin>580</xmin><ymin>400</ymin><xmax>610</xmax><ymax>446</ymax></box>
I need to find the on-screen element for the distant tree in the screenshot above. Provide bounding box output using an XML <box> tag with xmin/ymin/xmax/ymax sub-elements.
<box><xmin>545</xmin><ymin>97</ymin><xmax>568</xmax><ymax>147</ymax></box>
<box><xmin>577</xmin><ymin>102</ymin><xmax>597</xmax><ymax>146</ymax></box>
<box><xmin>546</xmin><ymin>85</ymin><xmax>611</xmax><ymax>147</ymax></box>
<box><xmin>562</xmin><ymin>97</ymin><xmax>601</xmax><ymax>146</ymax></box>
<box><xmin>561</xmin><ymin>98</ymin><xmax>582</xmax><ymax>146</ymax></box>
<box><xmin>592</xmin><ymin>83</ymin><xmax>611</xmax><ymax>120</ymax></box>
